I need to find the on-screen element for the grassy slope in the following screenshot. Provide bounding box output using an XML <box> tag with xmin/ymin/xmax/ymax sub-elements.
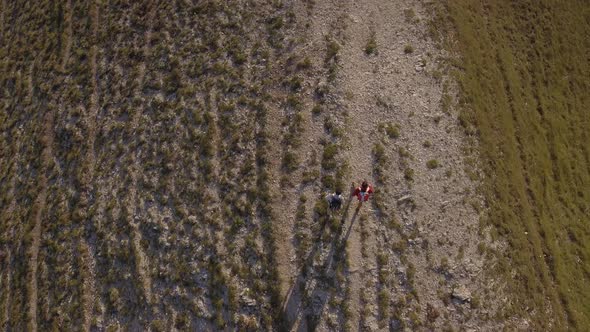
<box><xmin>443</xmin><ymin>0</ymin><xmax>590</xmax><ymax>328</ymax></box>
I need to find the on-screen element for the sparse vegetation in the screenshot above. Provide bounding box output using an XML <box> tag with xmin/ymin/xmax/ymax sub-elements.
<box><xmin>365</xmin><ymin>31</ymin><xmax>377</xmax><ymax>55</ymax></box>
<box><xmin>0</xmin><ymin>0</ymin><xmax>300</xmax><ymax>329</ymax></box>
<box><xmin>1</xmin><ymin>0</ymin><xmax>587</xmax><ymax>331</ymax></box>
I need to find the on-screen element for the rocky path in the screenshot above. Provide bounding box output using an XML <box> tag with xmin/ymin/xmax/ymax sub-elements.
<box><xmin>276</xmin><ymin>0</ymin><xmax>503</xmax><ymax>330</ymax></box>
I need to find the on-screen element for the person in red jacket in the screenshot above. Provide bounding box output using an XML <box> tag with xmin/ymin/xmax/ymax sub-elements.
<box><xmin>352</xmin><ymin>180</ymin><xmax>373</xmax><ymax>209</ymax></box>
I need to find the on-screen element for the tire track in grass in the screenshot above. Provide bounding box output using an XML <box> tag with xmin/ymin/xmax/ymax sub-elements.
<box><xmin>79</xmin><ymin>2</ymin><xmax>101</xmax><ymax>330</ymax></box>
<box><xmin>1</xmin><ymin>125</ymin><xmax>22</xmax><ymax>330</ymax></box>
<box><xmin>61</xmin><ymin>0</ymin><xmax>73</xmax><ymax>71</ymax></box>
<box><xmin>267</xmin><ymin>96</ymin><xmax>295</xmax><ymax>306</ymax></box>
<box><xmin>27</xmin><ymin>60</ymin><xmax>35</xmax><ymax>103</ymax></box>
<box><xmin>25</xmin><ymin>11</ymin><xmax>58</xmax><ymax>324</ymax></box>
<box><xmin>0</xmin><ymin>0</ymin><xmax>5</xmax><ymax>39</ymax></box>
<box><xmin>125</xmin><ymin>6</ymin><xmax>156</xmax><ymax>306</ymax></box>
<box><xmin>0</xmin><ymin>250</ymin><xmax>11</xmax><ymax>330</ymax></box>
<box><xmin>27</xmin><ymin>105</ymin><xmax>55</xmax><ymax>332</ymax></box>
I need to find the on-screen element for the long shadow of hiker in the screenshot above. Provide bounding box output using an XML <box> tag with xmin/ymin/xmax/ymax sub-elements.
<box><xmin>281</xmin><ymin>193</ymin><xmax>360</xmax><ymax>331</ymax></box>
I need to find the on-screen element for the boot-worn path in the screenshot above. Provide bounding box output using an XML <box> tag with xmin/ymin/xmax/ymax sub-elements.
<box><xmin>275</xmin><ymin>0</ymin><xmax>507</xmax><ymax>330</ymax></box>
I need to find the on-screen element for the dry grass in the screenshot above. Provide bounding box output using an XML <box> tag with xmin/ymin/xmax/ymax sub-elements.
<box><xmin>432</xmin><ymin>0</ymin><xmax>590</xmax><ymax>328</ymax></box>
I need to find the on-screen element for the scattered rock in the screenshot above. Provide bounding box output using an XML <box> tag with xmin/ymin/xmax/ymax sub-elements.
<box><xmin>240</xmin><ymin>289</ymin><xmax>257</xmax><ymax>307</ymax></box>
<box><xmin>194</xmin><ymin>298</ymin><xmax>212</xmax><ymax>319</ymax></box>
<box><xmin>397</xmin><ymin>195</ymin><xmax>413</xmax><ymax>204</ymax></box>
<box><xmin>452</xmin><ymin>285</ymin><xmax>471</xmax><ymax>302</ymax></box>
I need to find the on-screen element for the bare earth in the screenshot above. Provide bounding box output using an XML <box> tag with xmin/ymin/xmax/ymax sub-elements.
<box><xmin>275</xmin><ymin>0</ymin><xmax>507</xmax><ymax>330</ymax></box>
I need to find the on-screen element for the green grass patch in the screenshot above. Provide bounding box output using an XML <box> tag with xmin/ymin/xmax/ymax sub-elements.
<box><xmin>437</xmin><ymin>0</ymin><xmax>590</xmax><ymax>328</ymax></box>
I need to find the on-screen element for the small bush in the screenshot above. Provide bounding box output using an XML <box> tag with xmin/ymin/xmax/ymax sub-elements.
<box><xmin>385</xmin><ymin>123</ymin><xmax>400</xmax><ymax>139</ymax></box>
<box><xmin>404</xmin><ymin>44</ymin><xmax>414</xmax><ymax>54</ymax></box>
<box><xmin>373</xmin><ymin>143</ymin><xmax>386</xmax><ymax>165</ymax></box>
<box><xmin>108</xmin><ymin>287</ymin><xmax>121</xmax><ymax>311</ymax></box>
<box><xmin>398</xmin><ymin>146</ymin><xmax>411</xmax><ymax>158</ymax></box>
<box><xmin>378</xmin><ymin>289</ymin><xmax>390</xmax><ymax>320</ymax></box>
<box><xmin>283</xmin><ymin>151</ymin><xmax>298</xmax><ymax>171</ymax></box>
<box><xmin>296</xmin><ymin>57</ymin><xmax>312</xmax><ymax>70</ymax></box>
<box><xmin>326</xmin><ymin>39</ymin><xmax>340</xmax><ymax>62</ymax></box>
<box><xmin>312</xmin><ymin>104</ymin><xmax>322</xmax><ymax>115</ymax></box>
<box><xmin>365</xmin><ymin>33</ymin><xmax>377</xmax><ymax>55</ymax></box>
<box><xmin>404</xmin><ymin>168</ymin><xmax>414</xmax><ymax>181</ymax></box>
<box><xmin>289</xmin><ymin>76</ymin><xmax>303</xmax><ymax>91</ymax></box>
<box><xmin>377</xmin><ymin>252</ymin><xmax>387</xmax><ymax>266</ymax></box>
<box><xmin>426</xmin><ymin>159</ymin><xmax>439</xmax><ymax>169</ymax></box>
<box><xmin>322</xmin><ymin>143</ymin><xmax>338</xmax><ymax>170</ymax></box>
<box><xmin>321</xmin><ymin>174</ymin><xmax>335</xmax><ymax>189</ymax></box>
<box><xmin>302</xmin><ymin>169</ymin><xmax>320</xmax><ymax>183</ymax></box>
<box><xmin>404</xmin><ymin>8</ymin><xmax>416</xmax><ymax>22</ymax></box>
<box><xmin>286</xmin><ymin>95</ymin><xmax>302</xmax><ymax>109</ymax></box>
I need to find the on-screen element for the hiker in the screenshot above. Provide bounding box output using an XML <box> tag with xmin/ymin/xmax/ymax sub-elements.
<box><xmin>352</xmin><ymin>180</ymin><xmax>373</xmax><ymax>209</ymax></box>
<box><xmin>326</xmin><ymin>190</ymin><xmax>343</xmax><ymax>211</ymax></box>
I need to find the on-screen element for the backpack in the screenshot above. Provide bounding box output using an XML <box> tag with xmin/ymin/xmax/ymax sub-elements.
<box><xmin>329</xmin><ymin>195</ymin><xmax>342</xmax><ymax>210</ymax></box>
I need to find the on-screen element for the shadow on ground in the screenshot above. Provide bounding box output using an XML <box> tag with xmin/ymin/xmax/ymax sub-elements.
<box><xmin>280</xmin><ymin>193</ymin><xmax>361</xmax><ymax>331</ymax></box>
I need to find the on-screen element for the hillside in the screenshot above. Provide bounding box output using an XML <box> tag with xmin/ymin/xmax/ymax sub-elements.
<box><xmin>0</xmin><ymin>0</ymin><xmax>588</xmax><ymax>331</ymax></box>
<box><xmin>436</xmin><ymin>0</ymin><xmax>590</xmax><ymax>329</ymax></box>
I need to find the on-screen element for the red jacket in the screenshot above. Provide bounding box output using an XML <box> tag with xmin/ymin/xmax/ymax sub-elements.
<box><xmin>353</xmin><ymin>185</ymin><xmax>373</xmax><ymax>201</ymax></box>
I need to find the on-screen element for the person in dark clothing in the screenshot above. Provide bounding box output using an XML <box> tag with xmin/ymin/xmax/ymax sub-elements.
<box><xmin>326</xmin><ymin>190</ymin><xmax>343</xmax><ymax>211</ymax></box>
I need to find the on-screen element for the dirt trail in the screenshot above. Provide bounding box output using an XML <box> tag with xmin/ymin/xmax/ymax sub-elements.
<box><xmin>61</xmin><ymin>0</ymin><xmax>72</xmax><ymax>71</ymax></box>
<box><xmin>79</xmin><ymin>240</ymin><xmax>97</xmax><ymax>332</ymax></box>
<box><xmin>1</xmin><ymin>249</ymin><xmax>11</xmax><ymax>330</ymax></box>
<box><xmin>27</xmin><ymin>60</ymin><xmax>35</xmax><ymax>102</ymax></box>
<box><xmin>339</xmin><ymin>0</ymin><xmax>500</xmax><ymax>329</ymax></box>
<box><xmin>335</xmin><ymin>3</ymin><xmax>382</xmax><ymax>327</ymax></box>
<box><xmin>25</xmin><ymin>21</ymin><xmax>59</xmax><ymax>327</ymax></box>
<box><xmin>124</xmin><ymin>7</ymin><xmax>156</xmax><ymax>305</ymax></box>
<box><xmin>1</xmin><ymin>126</ymin><xmax>21</xmax><ymax>330</ymax></box>
<box><xmin>276</xmin><ymin>0</ymin><xmax>501</xmax><ymax>330</ymax></box>
<box><xmin>0</xmin><ymin>0</ymin><xmax>5</xmax><ymax>38</ymax></box>
<box><xmin>27</xmin><ymin>106</ymin><xmax>55</xmax><ymax>332</ymax></box>
<box><xmin>79</xmin><ymin>2</ymin><xmax>100</xmax><ymax>330</ymax></box>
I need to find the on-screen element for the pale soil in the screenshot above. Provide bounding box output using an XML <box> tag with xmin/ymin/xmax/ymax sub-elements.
<box><xmin>275</xmin><ymin>0</ymin><xmax>506</xmax><ymax>330</ymax></box>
